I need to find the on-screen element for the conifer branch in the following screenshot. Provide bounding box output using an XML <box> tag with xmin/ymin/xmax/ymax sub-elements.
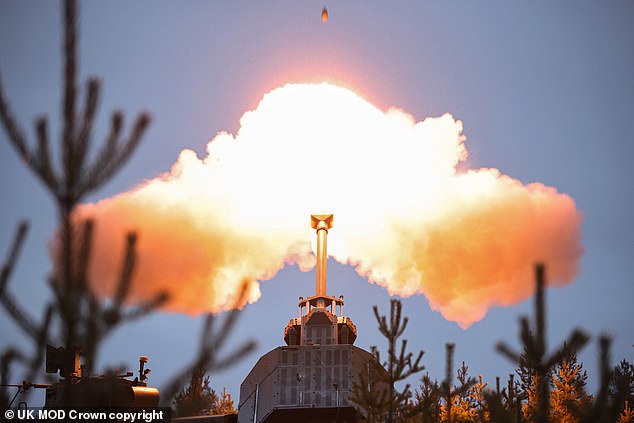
<box><xmin>75</xmin><ymin>78</ymin><xmax>100</xmax><ymax>169</ymax></box>
<box><xmin>160</xmin><ymin>282</ymin><xmax>256</xmax><ymax>405</ymax></box>
<box><xmin>0</xmin><ymin>222</ymin><xmax>39</xmax><ymax>339</ymax></box>
<box><xmin>496</xmin><ymin>263</ymin><xmax>589</xmax><ymax>423</ymax></box>
<box><xmin>113</xmin><ymin>232</ymin><xmax>137</xmax><ymax>308</ymax></box>
<box><xmin>0</xmin><ymin>74</ymin><xmax>31</xmax><ymax>165</ymax></box>
<box><xmin>353</xmin><ymin>299</ymin><xmax>425</xmax><ymax>422</ymax></box>
<box><xmin>61</xmin><ymin>0</ymin><xmax>77</xmax><ymax>186</ymax></box>
<box><xmin>35</xmin><ymin>117</ymin><xmax>59</xmax><ymax>191</ymax></box>
<box><xmin>0</xmin><ymin>0</ymin><xmax>168</xmax><ymax>397</ymax></box>
<box><xmin>116</xmin><ymin>292</ymin><xmax>169</xmax><ymax>324</ymax></box>
<box><xmin>76</xmin><ymin>219</ymin><xmax>94</xmax><ymax>292</ymax></box>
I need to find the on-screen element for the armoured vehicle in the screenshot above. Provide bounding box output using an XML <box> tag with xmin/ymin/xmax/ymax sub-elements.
<box><xmin>44</xmin><ymin>347</ymin><xmax>159</xmax><ymax>408</ymax></box>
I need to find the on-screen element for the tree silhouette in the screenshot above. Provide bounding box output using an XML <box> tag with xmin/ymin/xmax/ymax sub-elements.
<box><xmin>438</xmin><ymin>343</ymin><xmax>475</xmax><ymax>423</ymax></box>
<box><xmin>513</xmin><ymin>347</ymin><xmax>544</xmax><ymax>422</ymax></box>
<box><xmin>173</xmin><ymin>367</ymin><xmax>217</xmax><ymax>417</ymax></box>
<box><xmin>483</xmin><ymin>373</ymin><xmax>521</xmax><ymax>423</ymax></box>
<box><xmin>214</xmin><ymin>387</ymin><xmax>236</xmax><ymax>415</ymax></box>
<box><xmin>611</xmin><ymin>359</ymin><xmax>634</xmax><ymax>417</ymax></box>
<box><xmin>351</xmin><ymin>356</ymin><xmax>390</xmax><ymax>423</ymax></box>
<box><xmin>0</xmin><ymin>0</ymin><xmax>254</xmax><ymax>407</ymax></box>
<box><xmin>469</xmin><ymin>375</ymin><xmax>490</xmax><ymax>422</ymax></box>
<box><xmin>501</xmin><ymin>373</ymin><xmax>522</xmax><ymax>422</ymax></box>
<box><xmin>550</xmin><ymin>350</ymin><xmax>592</xmax><ymax>422</ymax></box>
<box><xmin>496</xmin><ymin>264</ymin><xmax>589</xmax><ymax>423</ymax></box>
<box><xmin>159</xmin><ymin>295</ymin><xmax>255</xmax><ymax>405</ymax></box>
<box><xmin>415</xmin><ymin>374</ymin><xmax>442</xmax><ymax>423</ymax></box>
<box><xmin>352</xmin><ymin>263</ymin><xmax>631</xmax><ymax>422</ymax></box>
<box><xmin>446</xmin><ymin>361</ymin><xmax>480</xmax><ymax>422</ymax></box>
<box><xmin>618</xmin><ymin>401</ymin><xmax>634</xmax><ymax>423</ymax></box>
<box><xmin>351</xmin><ymin>299</ymin><xmax>425</xmax><ymax>423</ymax></box>
<box><xmin>172</xmin><ymin>367</ymin><xmax>235</xmax><ymax>417</ymax></box>
<box><xmin>0</xmin><ymin>0</ymin><xmax>155</xmax><ymax>404</ymax></box>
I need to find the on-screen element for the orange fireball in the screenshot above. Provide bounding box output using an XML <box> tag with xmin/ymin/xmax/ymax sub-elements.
<box><xmin>67</xmin><ymin>83</ymin><xmax>582</xmax><ymax>328</ymax></box>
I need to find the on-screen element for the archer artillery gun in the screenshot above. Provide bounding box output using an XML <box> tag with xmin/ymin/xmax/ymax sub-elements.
<box><xmin>237</xmin><ymin>214</ymin><xmax>381</xmax><ymax>423</ymax></box>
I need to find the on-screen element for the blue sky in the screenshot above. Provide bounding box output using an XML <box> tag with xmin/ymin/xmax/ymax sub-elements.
<box><xmin>1</xmin><ymin>0</ymin><xmax>633</xmax><ymax>404</ymax></box>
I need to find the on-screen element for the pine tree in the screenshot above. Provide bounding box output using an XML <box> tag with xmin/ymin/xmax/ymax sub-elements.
<box><xmin>213</xmin><ymin>387</ymin><xmax>236</xmax><ymax>415</ymax></box>
<box><xmin>483</xmin><ymin>373</ymin><xmax>521</xmax><ymax>423</ymax></box>
<box><xmin>504</xmin><ymin>374</ymin><xmax>522</xmax><ymax>422</ymax></box>
<box><xmin>515</xmin><ymin>348</ymin><xmax>532</xmax><ymax>407</ymax></box>
<box><xmin>351</xmin><ymin>299</ymin><xmax>425</xmax><ymax>423</ymax></box>
<box><xmin>550</xmin><ymin>351</ymin><xmax>592</xmax><ymax>422</ymax></box>
<box><xmin>415</xmin><ymin>374</ymin><xmax>441</xmax><ymax>423</ymax></box>
<box><xmin>173</xmin><ymin>367</ymin><xmax>218</xmax><ymax>417</ymax></box>
<box><xmin>468</xmin><ymin>375</ymin><xmax>489</xmax><ymax>422</ymax></box>
<box><xmin>581</xmin><ymin>335</ymin><xmax>619</xmax><ymax>423</ymax></box>
<box><xmin>0</xmin><ymin>0</ymin><xmax>156</xmax><ymax>406</ymax></box>
<box><xmin>618</xmin><ymin>401</ymin><xmax>634</xmax><ymax>423</ymax></box>
<box><xmin>496</xmin><ymin>264</ymin><xmax>589</xmax><ymax>423</ymax></box>
<box><xmin>444</xmin><ymin>362</ymin><xmax>478</xmax><ymax>422</ymax></box>
<box><xmin>351</xmin><ymin>355</ymin><xmax>391</xmax><ymax>423</ymax></box>
<box><xmin>522</xmin><ymin>373</ymin><xmax>543</xmax><ymax>422</ymax></box>
<box><xmin>515</xmin><ymin>348</ymin><xmax>543</xmax><ymax>422</ymax></box>
<box><xmin>611</xmin><ymin>359</ymin><xmax>634</xmax><ymax>415</ymax></box>
<box><xmin>172</xmin><ymin>367</ymin><xmax>235</xmax><ymax>417</ymax></box>
<box><xmin>438</xmin><ymin>344</ymin><xmax>475</xmax><ymax>423</ymax></box>
<box><xmin>0</xmin><ymin>0</ymin><xmax>254</xmax><ymax>407</ymax></box>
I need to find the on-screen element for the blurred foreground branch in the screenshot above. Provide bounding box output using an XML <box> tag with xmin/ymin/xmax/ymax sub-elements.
<box><xmin>0</xmin><ymin>0</ymin><xmax>252</xmax><ymax>408</ymax></box>
<box><xmin>161</xmin><ymin>282</ymin><xmax>256</xmax><ymax>405</ymax></box>
<box><xmin>496</xmin><ymin>263</ymin><xmax>592</xmax><ymax>423</ymax></box>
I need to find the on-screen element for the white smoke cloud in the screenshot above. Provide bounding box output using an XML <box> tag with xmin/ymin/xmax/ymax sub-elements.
<box><xmin>65</xmin><ymin>82</ymin><xmax>582</xmax><ymax>327</ymax></box>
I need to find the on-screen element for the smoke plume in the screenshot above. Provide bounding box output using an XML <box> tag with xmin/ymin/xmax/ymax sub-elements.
<box><xmin>66</xmin><ymin>83</ymin><xmax>582</xmax><ymax>327</ymax></box>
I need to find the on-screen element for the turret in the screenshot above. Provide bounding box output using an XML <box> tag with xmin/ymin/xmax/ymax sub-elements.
<box><xmin>239</xmin><ymin>213</ymin><xmax>378</xmax><ymax>423</ymax></box>
<box><xmin>284</xmin><ymin>214</ymin><xmax>357</xmax><ymax>346</ymax></box>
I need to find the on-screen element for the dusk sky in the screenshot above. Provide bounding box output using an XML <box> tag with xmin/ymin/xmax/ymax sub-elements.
<box><xmin>1</xmin><ymin>1</ymin><xmax>633</xmax><ymax>405</ymax></box>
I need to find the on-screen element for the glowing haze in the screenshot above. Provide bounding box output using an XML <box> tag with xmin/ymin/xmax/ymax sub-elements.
<box><xmin>69</xmin><ymin>83</ymin><xmax>582</xmax><ymax>328</ymax></box>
